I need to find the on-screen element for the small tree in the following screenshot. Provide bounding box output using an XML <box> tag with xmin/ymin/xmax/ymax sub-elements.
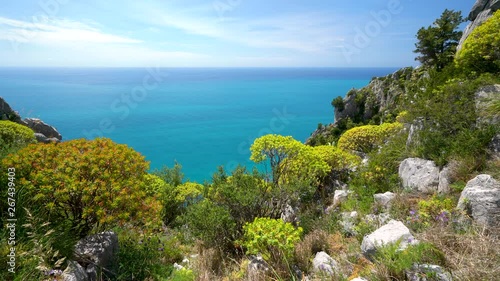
<box><xmin>414</xmin><ymin>9</ymin><xmax>464</xmax><ymax>70</ymax></box>
<box><xmin>331</xmin><ymin>96</ymin><xmax>345</xmax><ymax>112</ymax></box>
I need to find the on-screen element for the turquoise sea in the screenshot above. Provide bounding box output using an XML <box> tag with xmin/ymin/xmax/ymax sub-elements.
<box><xmin>0</xmin><ymin>67</ymin><xmax>397</xmax><ymax>182</ymax></box>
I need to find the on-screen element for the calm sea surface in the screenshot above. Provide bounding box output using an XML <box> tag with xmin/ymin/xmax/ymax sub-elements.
<box><xmin>0</xmin><ymin>67</ymin><xmax>397</xmax><ymax>182</ymax></box>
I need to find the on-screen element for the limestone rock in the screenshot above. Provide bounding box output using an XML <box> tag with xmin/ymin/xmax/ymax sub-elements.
<box><xmin>457</xmin><ymin>174</ymin><xmax>500</xmax><ymax>228</ymax></box>
<box><xmin>438</xmin><ymin>166</ymin><xmax>452</xmax><ymax>194</ymax></box>
<box><xmin>247</xmin><ymin>255</ymin><xmax>269</xmax><ymax>278</ymax></box>
<box><xmin>333</xmin><ymin>190</ymin><xmax>350</xmax><ymax>207</ymax></box>
<box><xmin>374</xmin><ymin>192</ymin><xmax>396</xmax><ymax>209</ymax></box>
<box><xmin>24</xmin><ymin>118</ymin><xmax>62</xmax><ymax>140</ymax></box>
<box><xmin>361</xmin><ymin>220</ymin><xmax>417</xmax><ymax>259</ymax></box>
<box><xmin>340</xmin><ymin>211</ymin><xmax>359</xmax><ymax>236</ymax></box>
<box><xmin>489</xmin><ymin>134</ymin><xmax>500</xmax><ymax>160</ymax></box>
<box><xmin>281</xmin><ymin>204</ymin><xmax>298</xmax><ymax>224</ymax></box>
<box><xmin>62</xmin><ymin>261</ymin><xmax>89</xmax><ymax>281</ymax></box>
<box><xmin>399</xmin><ymin>158</ymin><xmax>440</xmax><ymax>193</ymax></box>
<box><xmin>74</xmin><ymin>231</ymin><xmax>118</xmax><ymax>281</ymax></box>
<box><xmin>312</xmin><ymin>251</ymin><xmax>339</xmax><ymax>276</ymax></box>
<box><xmin>406</xmin><ymin>264</ymin><xmax>452</xmax><ymax>281</ymax></box>
<box><xmin>475</xmin><ymin>85</ymin><xmax>500</xmax><ymax>125</ymax></box>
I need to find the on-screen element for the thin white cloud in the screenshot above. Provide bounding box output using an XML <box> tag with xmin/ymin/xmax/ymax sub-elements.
<box><xmin>134</xmin><ymin>2</ymin><xmax>346</xmax><ymax>54</ymax></box>
<box><xmin>0</xmin><ymin>16</ymin><xmax>141</xmax><ymax>44</ymax></box>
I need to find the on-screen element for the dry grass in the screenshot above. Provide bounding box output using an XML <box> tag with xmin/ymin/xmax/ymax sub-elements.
<box><xmin>417</xmin><ymin>225</ymin><xmax>500</xmax><ymax>281</ymax></box>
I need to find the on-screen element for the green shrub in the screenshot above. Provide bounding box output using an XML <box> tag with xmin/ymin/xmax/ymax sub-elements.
<box><xmin>153</xmin><ymin>162</ymin><xmax>184</xmax><ymax>187</ymax></box>
<box><xmin>337</xmin><ymin>122</ymin><xmax>403</xmax><ymax>153</ymax></box>
<box><xmin>0</xmin><ymin>121</ymin><xmax>36</xmax><ymax>158</ymax></box>
<box><xmin>147</xmin><ymin>173</ymin><xmax>202</xmax><ymax>226</ymax></box>
<box><xmin>331</xmin><ymin>96</ymin><xmax>345</xmax><ymax>112</ymax></box>
<box><xmin>116</xmin><ymin>229</ymin><xmax>183</xmax><ymax>281</ymax></box>
<box><xmin>182</xmin><ymin>199</ymin><xmax>236</xmax><ymax>251</ymax></box>
<box><xmin>1</xmin><ymin>138</ymin><xmax>162</xmax><ymax>238</ymax></box>
<box><xmin>456</xmin><ymin>9</ymin><xmax>500</xmax><ymax>73</ymax></box>
<box><xmin>240</xmin><ymin>217</ymin><xmax>302</xmax><ymax>263</ymax></box>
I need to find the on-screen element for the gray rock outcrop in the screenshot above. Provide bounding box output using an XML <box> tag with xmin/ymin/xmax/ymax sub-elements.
<box><xmin>333</xmin><ymin>190</ymin><xmax>350</xmax><ymax>207</ymax></box>
<box><xmin>406</xmin><ymin>264</ymin><xmax>452</xmax><ymax>281</ymax></box>
<box><xmin>312</xmin><ymin>251</ymin><xmax>339</xmax><ymax>276</ymax></box>
<box><xmin>73</xmin><ymin>231</ymin><xmax>119</xmax><ymax>281</ymax></box>
<box><xmin>25</xmin><ymin>118</ymin><xmax>62</xmax><ymax>140</ymax></box>
<box><xmin>399</xmin><ymin>158</ymin><xmax>440</xmax><ymax>193</ymax></box>
<box><xmin>438</xmin><ymin>166</ymin><xmax>452</xmax><ymax>194</ymax></box>
<box><xmin>281</xmin><ymin>204</ymin><xmax>298</xmax><ymax>224</ymax></box>
<box><xmin>475</xmin><ymin>85</ymin><xmax>500</xmax><ymax>125</ymax></box>
<box><xmin>457</xmin><ymin>174</ymin><xmax>500</xmax><ymax>228</ymax></box>
<box><xmin>361</xmin><ymin>220</ymin><xmax>417</xmax><ymax>259</ymax></box>
<box><xmin>458</xmin><ymin>0</ymin><xmax>500</xmax><ymax>51</ymax></box>
<box><xmin>247</xmin><ymin>255</ymin><xmax>269</xmax><ymax>279</ymax></box>
<box><xmin>340</xmin><ymin>211</ymin><xmax>359</xmax><ymax>236</ymax></box>
<box><xmin>374</xmin><ymin>192</ymin><xmax>396</xmax><ymax>209</ymax></box>
<box><xmin>489</xmin><ymin>134</ymin><xmax>500</xmax><ymax>160</ymax></box>
<box><xmin>0</xmin><ymin>97</ymin><xmax>23</xmax><ymax>123</ymax></box>
<box><xmin>62</xmin><ymin>261</ymin><xmax>89</xmax><ymax>281</ymax></box>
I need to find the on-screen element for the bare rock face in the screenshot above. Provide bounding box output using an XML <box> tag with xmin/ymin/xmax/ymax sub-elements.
<box><xmin>457</xmin><ymin>174</ymin><xmax>500</xmax><ymax>228</ymax></box>
<box><xmin>0</xmin><ymin>97</ymin><xmax>62</xmax><ymax>142</ymax></box>
<box><xmin>458</xmin><ymin>0</ymin><xmax>500</xmax><ymax>51</ymax></box>
<box><xmin>73</xmin><ymin>231</ymin><xmax>119</xmax><ymax>281</ymax></box>
<box><xmin>24</xmin><ymin>118</ymin><xmax>62</xmax><ymax>140</ymax></box>
<box><xmin>0</xmin><ymin>96</ymin><xmax>23</xmax><ymax>124</ymax></box>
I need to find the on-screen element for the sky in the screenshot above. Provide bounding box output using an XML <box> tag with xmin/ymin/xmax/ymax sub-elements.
<box><xmin>0</xmin><ymin>0</ymin><xmax>474</xmax><ymax>67</ymax></box>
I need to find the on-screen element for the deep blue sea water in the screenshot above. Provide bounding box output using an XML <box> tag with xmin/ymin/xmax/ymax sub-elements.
<box><xmin>0</xmin><ymin>67</ymin><xmax>397</xmax><ymax>182</ymax></box>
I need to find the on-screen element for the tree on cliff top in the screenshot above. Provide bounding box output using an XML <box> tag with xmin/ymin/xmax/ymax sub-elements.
<box><xmin>414</xmin><ymin>9</ymin><xmax>464</xmax><ymax>70</ymax></box>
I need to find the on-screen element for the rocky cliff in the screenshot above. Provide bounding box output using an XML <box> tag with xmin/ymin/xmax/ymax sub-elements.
<box><xmin>0</xmin><ymin>97</ymin><xmax>62</xmax><ymax>143</ymax></box>
<box><xmin>458</xmin><ymin>0</ymin><xmax>500</xmax><ymax>51</ymax></box>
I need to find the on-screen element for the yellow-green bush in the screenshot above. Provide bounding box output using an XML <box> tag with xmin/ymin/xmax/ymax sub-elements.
<box><xmin>2</xmin><ymin>138</ymin><xmax>162</xmax><ymax>237</ymax></box>
<box><xmin>456</xmin><ymin>10</ymin><xmax>500</xmax><ymax>73</ymax></box>
<box><xmin>251</xmin><ymin>135</ymin><xmax>361</xmax><ymax>185</ymax></box>
<box><xmin>337</xmin><ymin>122</ymin><xmax>403</xmax><ymax>153</ymax></box>
<box><xmin>313</xmin><ymin>145</ymin><xmax>361</xmax><ymax>171</ymax></box>
<box><xmin>241</xmin><ymin>217</ymin><xmax>302</xmax><ymax>262</ymax></box>
<box><xmin>0</xmin><ymin>120</ymin><xmax>36</xmax><ymax>158</ymax></box>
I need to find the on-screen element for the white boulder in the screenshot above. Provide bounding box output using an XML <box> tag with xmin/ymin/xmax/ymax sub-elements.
<box><xmin>361</xmin><ymin>220</ymin><xmax>417</xmax><ymax>259</ymax></box>
<box><xmin>457</xmin><ymin>174</ymin><xmax>500</xmax><ymax>228</ymax></box>
<box><xmin>399</xmin><ymin>158</ymin><xmax>440</xmax><ymax>193</ymax></box>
